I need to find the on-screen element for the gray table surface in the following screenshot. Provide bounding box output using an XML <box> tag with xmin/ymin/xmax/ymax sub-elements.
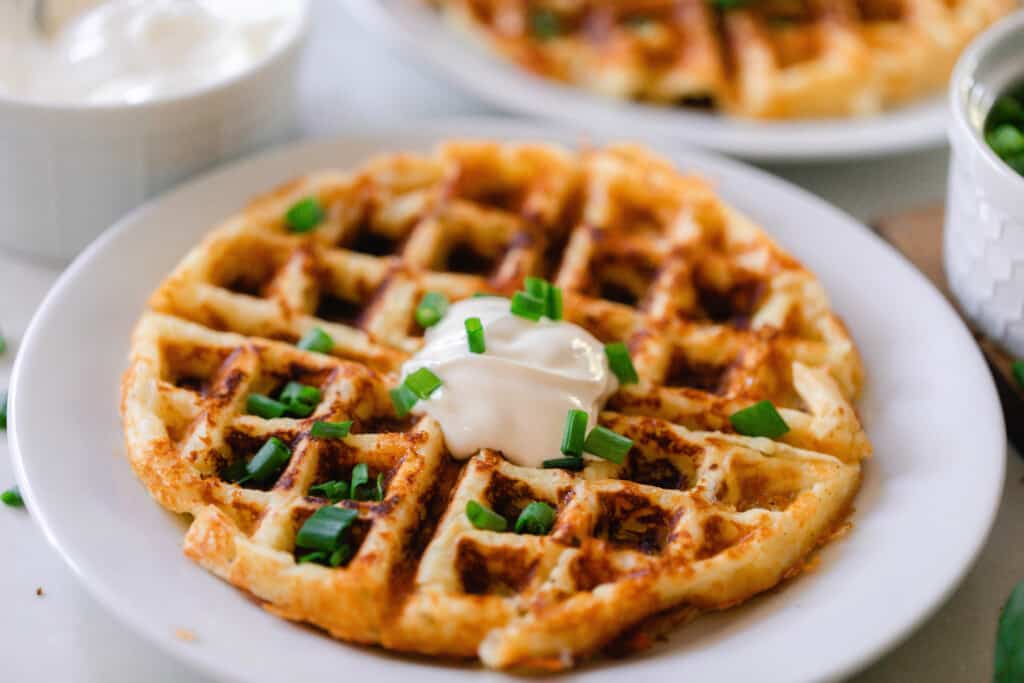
<box><xmin>2</xmin><ymin>1</ymin><xmax>1020</xmax><ymax>680</ymax></box>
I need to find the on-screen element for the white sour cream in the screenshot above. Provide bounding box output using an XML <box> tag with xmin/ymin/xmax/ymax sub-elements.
<box><xmin>0</xmin><ymin>0</ymin><xmax>302</xmax><ymax>105</ymax></box>
<box><xmin>401</xmin><ymin>297</ymin><xmax>618</xmax><ymax>468</ymax></box>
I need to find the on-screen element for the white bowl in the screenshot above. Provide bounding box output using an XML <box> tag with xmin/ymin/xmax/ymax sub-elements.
<box><xmin>0</xmin><ymin>3</ymin><xmax>310</xmax><ymax>263</ymax></box>
<box><xmin>945</xmin><ymin>11</ymin><xmax>1024</xmax><ymax>357</ymax></box>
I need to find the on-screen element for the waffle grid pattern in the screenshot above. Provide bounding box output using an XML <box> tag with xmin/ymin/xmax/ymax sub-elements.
<box><xmin>122</xmin><ymin>141</ymin><xmax>870</xmax><ymax>669</ymax></box>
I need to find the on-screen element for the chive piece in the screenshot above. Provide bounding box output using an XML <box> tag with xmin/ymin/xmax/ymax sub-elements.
<box><xmin>542</xmin><ymin>456</ymin><xmax>584</xmax><ymax>471</ymax></box>
<box><xmin>390</xmin><ymin>384</ymin><xmax>418</xmax><ymax>417</ymax></box>
<box><xmin>529</xmin><ymin>7</ymin><xmax>560</xmax><ymax>40</ymax></box>
<box><xmin>0</xmin><ymin>389</ymin><xmax>6</xmax><ymax>431</ymax></box>
<box><xmin>297</xmin><ymin>550</ymin><xmax>328</xmax><ymax>564</ymax></box>
<box><xmin>295</xmin><ymin>506</ymin><xmax>358</xmax><ymax>551</ymax></box>
<box><xmin>311</xmin><ymin>420</ymin><xmax>352</xmax><ymax>439</ymax></box>
<box><xmin>309</xmin><ymin>480</ymin><xmax>350</xmax><ymax>502</ymax></box>
<box><xmin>546</xmin><ymin>285</ymin><xmax>563</xmax><ymax>320</ymax></box>
<box><xmin>729</xmin><ymin>400</ymin><xmax>790</xmax><ymax>439</ymax></box>
<box><xmin>222</xmin><ymin>458</ymin><xmax>249</xmax><ymax>483</ymax></box>
<box><xmin>1</xmin><ymin>486</ymin><xmax>23</xmax><ymax>508</ymax></box>
<box><xmin>285</xmin><ymin>197</ymin><xmax>325</xmax><ymax>233</ymax></box>
<box><xmin>466</xmin><ymin>500</ymin><xmax>508</xmax><ymax>532</ymax></box>
<box><xmin>241</xmin><ymin>437</ymin><xmax>292</xmax><ymax>486</ymax></box>
<box><xmin>297</xmin><ymin>327</ymin><xmax>333</xmax><ymax>353</ymax></box>
<box><xmin>561</xmin><ymin>409</ymin><xmax>588</xmax><ymax>457</ymax></box>
<box><xmin>374</xmin><ymin>472</ymin><xmax>385</xmax><ymax>502</ymax></box>
<box><xmin>525</xmin><ymin>276</ymin><xmax>550</xmax><ymax>300</ymax></box>
<box><xmin>415</xmin><ymin>291</ymin><xmax>449</xmax><ymax>329</ymax></box>
<box><xmin>583</xmin><ymin>426</ymin><xmax>633</xmax><ymax>464</ymax></box>
<box><xmin>465</xmin><ymin>317</ymin><xmax>486</xmax><ymax>354</ymax></box>
<box><xmin>1013</xmin><ymin>360</ymin><xmax>1024</xmax><ymax>390</ymax></box>
<box><xmin>329</xmin><ymin>544</ymin><xmax>353</xmax><ymax>567</ymax></box>
<box><xmin>280</xmin><ymin>382</ymin><xmax>322</xmax><ymax>407</ymax></box>
<box><xmin>604</xmin><ymin>342</ymin><xmax>639</xmax><ymax>385</ymax></box>
<box><xmin>510</xmin><ymin>291</ymin><xmax>545</xmax><ymax>321</ymax></box>
<box><xmin>247</xmin><ymin>394</ymin><xmax>287</xmax><ymax>419</ymax></box>
<box><xmin>405</xmin><ymin>367</ymin><xmax>442</xmax><ymax>399</ymax></box>
<box><xmin>514</xmin><ymin>501</ymin><xmax>556</xmax><ymax>535</ymax></box>
<box><xmin>283</xmin><ymin>400</ymin><xmax>314</xmax><ymax>418</ymax></box>
<box><xmin>350</xmin><ymin>463</ymin><xmax>369</xmax><ymax>500</ymax></box>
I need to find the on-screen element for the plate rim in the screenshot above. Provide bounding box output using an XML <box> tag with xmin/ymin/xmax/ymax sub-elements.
<box><xmin>9</xmin><ymin>118</ymin><xmax>1005</xmax><ymax>683</ymax></box>
<box><xmin>340</xmin><ymin>0</ymin><xmax>950</xmax><ymax>162</ymax></box>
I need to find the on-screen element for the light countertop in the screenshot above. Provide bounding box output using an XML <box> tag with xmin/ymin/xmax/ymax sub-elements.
<box><xmin>2</xmin><ymin>1</ymin><xmax>1020</xmax><ymax>680</ymax></box>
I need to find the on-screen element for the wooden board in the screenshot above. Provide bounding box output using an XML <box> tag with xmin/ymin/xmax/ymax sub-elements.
<box><xmin>874</xmin><ymin>206</ymin><xmax>1024</xmax><ymax>450</ymax></box>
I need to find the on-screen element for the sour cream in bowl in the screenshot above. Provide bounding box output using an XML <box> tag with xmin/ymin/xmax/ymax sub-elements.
<box><xmin>0</xmin><ymin>0</ymin><xmax>309</xmax><ymax>261</ymax></box>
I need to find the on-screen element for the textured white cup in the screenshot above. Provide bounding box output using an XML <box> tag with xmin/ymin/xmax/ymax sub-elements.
<box><xmin>946</xmin><ymin>11</ymin><xmax>1024</xmax><ymax>358</ymax></box>
<box><xmin>0</xmin><ymin>4</ymin><xmax>308</xmax><ymax>262</ymax></box>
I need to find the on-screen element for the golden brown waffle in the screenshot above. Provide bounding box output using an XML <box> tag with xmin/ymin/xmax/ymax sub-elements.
<box><xmin>122</xmin><ymin>141</ymin><xmax>871</xmax><ymax>669</ymax></box>
<box><xmin>431</xmin><ymin>0</ymin><xmax>1015</xmax><ymax>119</ymax></box>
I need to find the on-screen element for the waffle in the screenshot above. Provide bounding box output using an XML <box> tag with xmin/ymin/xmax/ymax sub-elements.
<box><xmin>431</xmin><ymin>0</ymin><xmax>1015</xmax><ymax>119</ymax></box>
<box><xmin>121</xmin><ymin>140</ymin><xmax>871</xmax><ymax>669</ymax></box>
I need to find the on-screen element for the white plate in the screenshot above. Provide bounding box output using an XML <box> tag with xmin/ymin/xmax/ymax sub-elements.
<box><xmin>342</xmin><ymin>0</ymin><xmax>949</xmax><ymax>162</ymax></box>
<box><xmin>9</xmin><ymin>120</ymin><xmax>1003</xmax><ymax>683</ymax></box>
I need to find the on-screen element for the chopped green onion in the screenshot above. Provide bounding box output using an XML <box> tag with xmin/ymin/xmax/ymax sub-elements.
<box><xmin>297</xmin><ymin>550</ymin><xmax>328</xmax><ymax>564</ymax></box>
<box><xmin>604</xmin><ymin>342</ymin><xmax>638</xmax><ymax>385</ymax></box>
<box><xmin>465</xmin><ymin>317</ymin><xmax>485</xmax><ymax>354</ymax></box>
<box><xmin>561</xmin><ymin>409</ymin><xmax>588</xmax><ymax>457</ymax></box>
<box><xmin>390</xmin><ymin>384</ymin><xmax>418</xmax><ymax>417</ymax></box>
<box><xmin>466</xmin><ymin>500</ymin><xmax>507</xmax><ymax>532</ymax></box>
<box><xmin>247</xmin><ymin>394</ymin><xmax>287</xmax><ymax>419</ymax></box>
<box><xmin>329</xmin><ymin>544</ymin><xmax>353</xmax><ymax>567</ymax></box>
<box><xmin>583</xmin><ymin>426</ymin><xmax>633</xmax><ymax>464</ymax></box>
<box><xmin>222</xmin><ymin>458</ymin><xmax>248</xmax><ymax>483</ymax></box>
<box><xmin>525</xmin><ymin>276</ymin><xmax>550</xmax><ymax>300</ymax></box>
<box><xmin>297</xmin><ymin>327</ymin><xmax>333</xmax><ymax>353</ymax></box>
<box><xmin>295</xmin><ymin>506</ymin><xmax>358</xmax><ymax>551</ymax></box>
<box><xmin>405</xmin><ymin>367</ymin><xmax>442</xmax><ymax>399</ymax></box>
<box><xmin>284</xmin><ymin>400</ymin><xmax>315</xmax><ymax>418</ymax></box>
<box><xmin>285</xmin><ymin>197</ymin><xmax>325</xmax><ymax>233</ymax></box>
<box><xmin>472</xmin><ymin>292</ymin><xmax>498</xmax><ymax>298</ymax></box>
<box><xmin>374</xmin><ymin>472</ymin><xmax>385</xmax><ymax>502</ymax></box>
<box><xmin>241</xmin><ymin>436</ymin><xmax>292</xmax><ymax>486</ymax></box>
<box><xmin>280</xmin><ymin>381</ymin><xmax>322</xmax><ymax>406</ymax></box>
<box><xmin>529</xmin><ymin>7</ymin><xmax>560</xmax><ymax>39</ymax></box>
<box><xmin>514</xmin><ymin>501</ymin><xmax>556</xmax><ymax>535</ymax></box>
<box><xmin>546</xmin><ymin>285</ymin><xmax>563</xmax><ymax>320</ymax></box>
<box><xmin>729</xmin><ymin>400</ymin><xmax>790</xmax><ymax>439</ymax></box>
<box><xmin>1013</xmin><ymin>360</ymin><xmax>1024</xmax><ymax>389</ymax></box>
<box><xmin>510</xmin><ymin>291</ymin><xmax>545</xmax><ymax>321</ymax></box>
<box><xmin>311</xmin><ymin>420</ymin><xmax>352</xmax><ymax>439</ymax></box>
<box><xmin>1</xmin><ymin>486</ymin><xmax>23</xmax><ymax>508</ymax></box>
<box><xmin>350</xmin><ymin>463</ymin><xmax>369</xmax><ymax>499</ymax></box>
<box><xmin>309</xmin><ymin>480</ymin><xmax>350</xmax><ymax>502</ymax></box>
<box><xmin>415</xmin><ymin>291</ymin><xmax>449</xmax><ymax>329</ymax></box>
<box><xmin>0</xmin><ymin>389</ymin><xmax>6</xmax><ymax>430</ymax></box>
<box><xmin>542</xmin><ymin>456</ymin><xmax>584</xmax><ymax>471</ymax></box>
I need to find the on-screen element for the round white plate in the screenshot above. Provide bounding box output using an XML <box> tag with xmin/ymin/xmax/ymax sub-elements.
<box><xmin>342</xmin><ymin>0</ymin><xmax>949</xmax><ymax>162</ymax></box>
<box><xmin>10</xmin><ymin>120</ymin><xmax>1003</xmax><ymax>683</ymax></box>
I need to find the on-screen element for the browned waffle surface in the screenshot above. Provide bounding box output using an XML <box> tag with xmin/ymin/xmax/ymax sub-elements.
<box><xmin>430</xmin><ymin>0</ymin><xmax>1015</xmax><ymax>119</ymax></box>
<box><xmin>122</xmin><ymin>141</ymin><xmax>870</xmax><ymax>669</ymax></box>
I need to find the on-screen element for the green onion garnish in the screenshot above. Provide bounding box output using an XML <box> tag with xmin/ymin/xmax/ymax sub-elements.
<box><xmin>247</xmin><ymin>394</ymin><xmax>287</xmax><ymax>419</ymax></box>
<box><xmin>465</xmin><ymin>317</ymin><xmax>485</xmax><ymax>354</ymax></box>
<box><xmin>514</xmin><ymin>501</ymin><xmax>555</xmax><ymax>535</ymax></box>
<box><xmin>542</xmin><ymin>457</ymin><xmax>584</xmax><ymax>471</ymax></box>
<box><xmin>510</xmin><ymin>291</ymin><xmax>546</xmax><ymax>321</ymax></box>
<box><xmin>297</xmin><ymin>327</ymin><xmax>333</xmax><ymax>354</ymax></box>
<box><xmin>604</xmin><ymin>342</ymin><xmax>638</xmax><ymax>385</ymax></box>
<box><xmin>1013</xmin><ymin>360</ymin><xmax>1024</xmax><ymax>390</ymax></box>
<box><xmin>561</xmin><ymin>409</ymin><xmax>588</xmax><ymax>457</ymax></box>
<box><xmin>374</xmin><ymin>472</ymin><xmax>384</xmax><ymax>502</ymax></box>
<box><xmin>1</xmin><ymin>486</ymin><xmax>23</xmax><ymax>508</ymax></box>
<box><xmin>280</xmin><ymin>381</ymin><xmax>322</xmax><ymax>407</ymax></box>
<box><xmin>525</xmin><ymin>276</ymin><xmax>549</xmax><ymax>300</ymax></box>
<box><xmin>350</xmin><ymin>463</ymin><xmax>370</xmax><ymax>500</ymax></box>
<box><xmin>309</xmin><ymin>480</ymin><xmax>350</xmax><ymax>502</ymax></box>
<box><xmin>0</xmin><ymin>389</ymin><xmax>6</xmax><ymax>431</ymax></box>
<box><xmin>466</xmin><ymin>500</ymin><xmax>507</xmax><ymax>531</ymax></box>
<box><xmin>405</xmin><ymin>367</ymin><xmax>442</xmax><ymax>399</ymax></box>
<box><xmin>546</xmin><ymin>285</ymin><xmax>563</xmax><ymax>320</ymax></box>
<box><xmin>311</xmin><ymin>420</ymin><xmax>352</xmax><ymax>439</ymax></box>
<box><xmin>415</xmin><ymin>291</ymin><xmax>449</xmax><ymax>329</ymax></box>
<box><xmin>729</xmin><ymin>400</ymin><xmax>790</xmax><ymax>439</ymax></box>
<box><xmin>241</xmin><ymin>436</ymin><xmax>292</xmax><ymax>486</ymax></box>
<box><xmin>390</xmin><ymin>384</ymin><xmax>418</xmax><ymax>417</ymax></box>
<box><xmin>222</xmin><ymin>458</ymin><xmax>248</xmax><ymax>483</ymax></box>
<box><xmin>285</xmin><ymin>197</ymin><xmax>325</xmax><ymax>233</ymax></box>
<box><xmin>329</xmin><ymin>545</ymin><xmax>353</xmax><ymax>567</ymax></box>
<box><xmin>583</xmin><ymin>426</ymin><xmax>633</xmax><ymax>464</ymax></box>
<box><xmin>295</xmin><ymin>506</ymin><xmax>358</xmax><ymax>551</ymax></box>
<box><xmin>297</xmin><ymin>550</ymin><xmax>328</xmax><ymax>564</ymax></box>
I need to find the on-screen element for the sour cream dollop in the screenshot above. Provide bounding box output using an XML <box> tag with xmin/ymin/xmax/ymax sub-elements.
<box><xmin>0</xmin><ymin>0</ymin><xmax>302</xmax><ymax>105</ymax></box>
<box><xmin>401</xmin><ymin>297</ymin><xmax>618</xmax><ymax>468</ymax></box>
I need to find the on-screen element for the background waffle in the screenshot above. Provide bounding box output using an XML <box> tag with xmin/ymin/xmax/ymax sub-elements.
<box><xmin>122</xmin><ymin>140</ymin><xmax>871</xmax><ymax>669</ymax></box>
<box><xmin>430</xmin><ymin>0</ymin><xmax>1015</xmax><ymax>119</ymax></box>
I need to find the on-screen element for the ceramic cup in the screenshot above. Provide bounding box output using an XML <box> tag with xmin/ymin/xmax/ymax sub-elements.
<box><xmin>0</xmin><ymin>3</ymin><xmax>309</xmax><ymax>263</ymax></box>
<box><xmin>945</xmin><ymin>11</ymin><xmax>1024</xmax><ymax>358</ymax></box>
